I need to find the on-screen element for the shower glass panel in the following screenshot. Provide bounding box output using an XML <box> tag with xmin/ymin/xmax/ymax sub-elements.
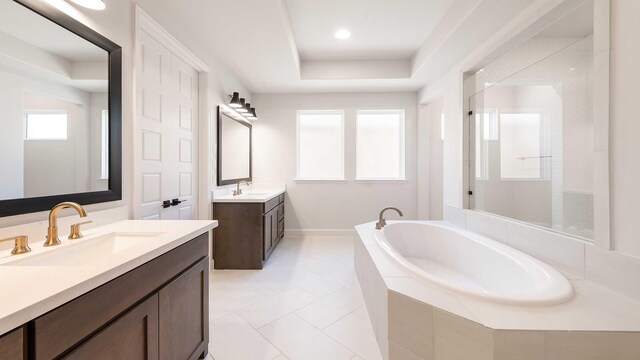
<box><xmin>469</xmin><ymin>35</ymin><xmax>594</xmax><ymax>240</ymax></box>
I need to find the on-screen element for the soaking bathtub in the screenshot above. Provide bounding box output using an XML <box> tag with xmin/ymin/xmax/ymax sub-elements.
<box><xmin>374</xmin><ymin>221</ymin><xmax>573</xmax><ymax>305</ymax></box>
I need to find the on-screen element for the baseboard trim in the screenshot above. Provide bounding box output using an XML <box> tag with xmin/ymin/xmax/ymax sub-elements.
<box><xmin>284</xmin><ymin>229</ymin><xmax>356</xmax><ymax>238</ymax></box>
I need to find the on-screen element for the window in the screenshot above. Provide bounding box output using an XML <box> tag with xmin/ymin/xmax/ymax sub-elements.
<box><xmin>100</xmin><ymin>110</ymin><xmax>109</xmax><ymax>180</ymax></box>
<box><xmin>25</xmin><ymin>111</ymin><xmax>67</xmax><ymax>140</ymax></box>
<box><xmin>296</xmin><ymin>111</ymin><xmax>345</xmax><ymax>180</ymax></box>
<box><xmin>356</xmin><ymin>110</ymin><xmax>405</xmax><ymax>180</ymax></box>
<box><xmin>499</xmin><ymin>113</ymin><xmax>547</xmax><ymax>179</ymax></box>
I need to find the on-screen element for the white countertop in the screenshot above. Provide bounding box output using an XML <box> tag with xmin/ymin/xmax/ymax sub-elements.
<box><xmin>356</xmin><ymin>221</ymin><xmax>640</xmax><ymax>332</ymax></box>
<box><xmin>213</xmin><ymin>188</ymin><xmax>285</xmax><ymax>203</ymax></box>
<box><xmin>0</xmin><ymin>219</ymin><xmax>217</xmax><ymax>335</ymax></box>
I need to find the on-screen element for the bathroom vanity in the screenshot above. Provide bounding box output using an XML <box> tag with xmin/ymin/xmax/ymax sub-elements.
<box><xmin>0</xmin><ymin>220</ymin><xmax>217</xmax><ymax>360</ymax></box>
<box><xmin>213</xmin><ymin>189</ymin><xmax>285</xmax><ymax>269</ymax></box>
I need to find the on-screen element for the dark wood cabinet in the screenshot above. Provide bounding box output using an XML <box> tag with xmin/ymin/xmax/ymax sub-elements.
<box><xmin>213</xmin><ymin>193</ymin><xmax>285</xmax><ymax>269</ymax></box>
<box><xmin>0</xmin><ymin>327</ymin><xmax>24</xmax><ymax>360</ymax></box>
<box><xmin>159</xmin><ymin>258</ymin><xmax>208</xmax><ymax>360</ymax></box>
<box><xmin>1</xmin><ymin>232</ymin><xmax>210</xmax><ymax>360</ymax></box>
<box><xmin>63</xmin><ymin>295</ymin><xmax>159</xmax><ymax>360</ymax></box>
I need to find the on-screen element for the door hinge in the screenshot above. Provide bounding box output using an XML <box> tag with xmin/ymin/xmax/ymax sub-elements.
<box><xmin>468</xmin><ymin>111</ymin><xmax>473</xmax><ymax>116</ymax></box>
<box><xmin>468</xmin><ymin>190</ymin><xmax>473</xmax><ymax>196</ymax></box>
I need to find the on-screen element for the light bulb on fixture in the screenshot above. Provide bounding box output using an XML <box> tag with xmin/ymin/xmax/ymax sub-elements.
<box><xmin>334</xmin><ymin>29</ymin><xmax>351</xmax><ymax>40</ymax></box>
<box><xmin>68</xmin><ymin>0</ymin><xmax>106</xmax><ymax>10</ymax></box>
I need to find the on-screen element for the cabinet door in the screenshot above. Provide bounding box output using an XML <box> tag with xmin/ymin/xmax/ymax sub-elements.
<box><xmin>263</xmin><ymin>211</ymin><xmax>273</xmax><ymax>258</ymax></box>
<box><xmin>271</xmin><ymin>209</ymin><xmax>279</xmax><ymax>246</ymax></box>
<box><xmin>159</xmin><ymin>257</ymin><xmax>209</xmax><ymax>360</ymax></box>
<box><xmin>0</xmin><ymin>327</ymin><xmax>24</xmax><ymax>360</ymax></box>
<box><xmin>63</xmin><ymin>295</ymin><xmax>159</xmax><ymax>360</ymax></box>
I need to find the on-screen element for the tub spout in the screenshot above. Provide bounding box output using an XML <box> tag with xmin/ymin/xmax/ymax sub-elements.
<box><xmin>376</xmin><ymin>207</ymin><xmax>403</xmax><ymax>230</ymax></box>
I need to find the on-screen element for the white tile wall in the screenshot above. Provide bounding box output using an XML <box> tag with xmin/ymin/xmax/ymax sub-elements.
<box><xmin>388</xmin><ymin>291</ymin><xmax>434</xmax><ymax>359</ymax></box>
<box><xmin>507</xmin><ymin>221</ymin><xmax>586</xmax><ymax>277</ymax></box>
<box><xmin>465</xmin><ymin>211</ymin><xmax>508</xmax><ymax>244</ymax></box>
<box><xmin>585</xmin><ymin>244</ymin><xmax>640</xmax><ymax>300</ymax></box>
<box><xmin>443</xmin><ymin>205</ymin><xmax>466</xmax><ymax>229</ymax></box>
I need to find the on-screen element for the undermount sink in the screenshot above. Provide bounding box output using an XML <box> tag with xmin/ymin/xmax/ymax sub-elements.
<box><xmin>1</xmin><ymin>231</ymin><xmax>165</xmax><ymax>267</ymax></box>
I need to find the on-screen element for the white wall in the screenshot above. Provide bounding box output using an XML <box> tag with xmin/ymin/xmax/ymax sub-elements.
<box><xmin>252</xmin><ymin>92</ymin><xmax>418</xmax><ymax>230</ymax></box>
<box><xmin>427</xmin><ymin>97</ymin><xmax>444</xmax><ymax>220</ymax></box>
<box><xmin>609</xmin><ymin>0</ymin><xmax>640</xmax><ymax>256</ymax></box>
<box><xmin>422</xmin><ymin>0</ymin><xmax>640</xmax><ymax>258</ymax></box>
<box><xmin>0</xmin><ymin>0</ymin><xmax>250</xmax><ymax>228</ymax></box>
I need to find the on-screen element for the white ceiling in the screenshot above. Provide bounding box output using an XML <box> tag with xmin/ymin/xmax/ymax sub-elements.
<box><xmin>0</xmin><ymin>1</ymin><xmax>106</xmax><ymax>62</ymax></box>
<box><xmin>140</xmin><ymin>0</ymin><xmax>552</xmax><ymax>93</ymax></box>
<box><xmin>285</xmin><ymin>0</ymin><xmax>455</xmax><ymax>61</ymax></box>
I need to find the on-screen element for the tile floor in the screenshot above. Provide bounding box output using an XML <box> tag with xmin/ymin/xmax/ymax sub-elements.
<box><xmin>207</xmin><ymin>235</ymin><xmax>383</xmax><ymax>360</ymax></box>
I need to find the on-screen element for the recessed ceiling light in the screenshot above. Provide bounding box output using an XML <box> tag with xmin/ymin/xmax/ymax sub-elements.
<box><xmin>68</xmin><ymin>0</ymin><xmax>105</xmax><ymax>10</ymax></box>
<box><xmin>334</xmin><ymin>29</ymin><xmax>351</xmax><ymax>40</ymax></box>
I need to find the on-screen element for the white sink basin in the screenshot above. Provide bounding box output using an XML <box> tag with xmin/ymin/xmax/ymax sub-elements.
<box><xmin>239</xmin><ymin>192</ymin><xmax>269</xmax><ymax>196</ymax></box>
<box><xmin>1</xmin><ymin>231</ymin><xmax>165</xmax><ymax>267</ymax></box>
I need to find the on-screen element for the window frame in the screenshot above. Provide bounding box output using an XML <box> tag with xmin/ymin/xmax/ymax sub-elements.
<box><xmin>24</xmin><ymin>110</ymin><xmax>68</xmax><ymax>140</ymax></box>
<box><xmin>355</xmin><ymin>109</ymin><xmax>406</xmax><ymax>181</ymax></box>
<box><xmin>295</xmin><ymin>110</ymin><xmax>346</xmax><ymax>181</ymax></box>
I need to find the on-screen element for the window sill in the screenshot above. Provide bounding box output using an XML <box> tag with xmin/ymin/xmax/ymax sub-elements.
<box><xmin>354</xmin><ymin>178</ymin><xmax>408</xmax><ymax>184</ymax></box>
<box><xmin>294</xmin><ymin>178</ymin><xmax>347</xmax><ymax>183</ymax></box>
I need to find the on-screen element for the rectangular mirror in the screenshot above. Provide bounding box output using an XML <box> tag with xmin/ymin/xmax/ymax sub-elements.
<box><xmin>217</xmin><ymin>106</ymin><xmax>252</xmax><ymax>186</ymax></box>
<box><xmin>469</xmin><ymin>0</ymin><xmax>597</xmax><ymax>240</ymax></box>
<box><xmin>0</xmin><ymin>0</ymin><xmax>122</xmax><ymax>217</ymax></box>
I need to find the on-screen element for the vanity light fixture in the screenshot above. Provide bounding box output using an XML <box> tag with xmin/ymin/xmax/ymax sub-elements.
<box><xmin>228</xmin><ymin>92</ymin><xmax>242</xmax><ymax>108</ymax></box>
<box><xmin>68</xmin><ymin>0</ymin><xmax>106</xmax><ymax>10</ymax></box>
<box><xmin>225</xmin><ymin>92</ymin><xmax>258</xmax><ymax>121</ymax></box>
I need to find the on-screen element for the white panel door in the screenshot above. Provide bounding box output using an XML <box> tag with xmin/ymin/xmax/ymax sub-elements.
<box><xmin>136</xmin><ymin>30</ymin><xmax>198</xmax><ymax>220</ymax></box>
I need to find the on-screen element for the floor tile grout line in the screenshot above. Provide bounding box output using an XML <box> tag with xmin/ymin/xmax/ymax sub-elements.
<box><xmin>291</xmin><ymin>313</ymin><xmax>357</xmax><ymax>357</ymax></box>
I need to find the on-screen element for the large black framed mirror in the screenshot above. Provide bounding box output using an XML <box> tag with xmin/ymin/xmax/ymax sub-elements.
<box><xmin>217</xmin><ymin>106</ymin><xmax>252</xmax><ymax>186</ymax></box>
<box><xmin>0</xmin><ymin>0</ymin><xmax>122</xmax><ymax>217</ymax></box>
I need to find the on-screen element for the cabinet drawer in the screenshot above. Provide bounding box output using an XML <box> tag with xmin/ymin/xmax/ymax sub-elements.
<box><xmin>264</xmin><ymin>197</ymin><xmax>280</xmax><ymax>213</ymax></box>
<box><xmin>0</xmin><ymin>327</ymin><xmax>24</xmax><ymax>360</ymax></box>
<box><xmin>278</xmin><ymin>194</ymin><xmax>285</xmax><ymax>203</ymax></box>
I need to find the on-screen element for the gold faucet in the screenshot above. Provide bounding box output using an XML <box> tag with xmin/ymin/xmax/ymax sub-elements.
<box><xmin>0</xmin><ymin>235</ymin><xmax>31</xmax><ymax>255</ymax></box>
<box><xmin>45</xmin><ymin>202</ymin><xmax>88</xmax><ymax>247</ymax></box>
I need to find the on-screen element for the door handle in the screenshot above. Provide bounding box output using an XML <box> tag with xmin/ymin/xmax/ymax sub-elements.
<box><xmin>162</xmin><ymin>200</ymin><xmax>171</xmax><ymax>209</ymax></box>
<box><xmin>171</xmin><ymin>198</ymin><xmax>186</xmax><ymax>206</ymax></box>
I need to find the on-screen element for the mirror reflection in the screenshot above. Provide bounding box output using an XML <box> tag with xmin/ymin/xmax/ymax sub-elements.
<box><xmin>0</xmin><ymin>1</ymin><xmax>109</xmax><ymax>201</ymax></box>
<box><xmin>218</xmin><ymin>108</ymin><xmax>251</xmax><ymax>185</ymax></box>
<box><xmin>470</xmin><ymin>0</ymin><xmax>595</xmax><ymax>240</ymax></box>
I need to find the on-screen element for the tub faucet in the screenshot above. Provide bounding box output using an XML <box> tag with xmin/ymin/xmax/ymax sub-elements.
<box><xmin>376</xmin><ymin>207</ymin><xmax>404</xmax><ymax>230</ymax></box>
